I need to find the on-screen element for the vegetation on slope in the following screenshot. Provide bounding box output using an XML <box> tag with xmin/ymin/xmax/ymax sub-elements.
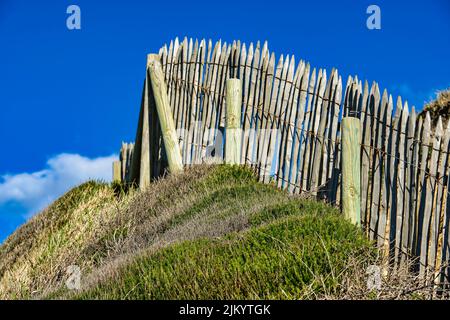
<box><xmin>419</xmin><ymin>88</ymin><xmax>450</xmax><ymax>127</ymax></box>
<box><xmin>0</xmin><ymin>165</ymin><xmax>426</xmax><ymax>300</ymax></box>
<box><xmin>77</xmin><ymin>209</ymin><xmax>369</xmax><ymax>299</ymax></box>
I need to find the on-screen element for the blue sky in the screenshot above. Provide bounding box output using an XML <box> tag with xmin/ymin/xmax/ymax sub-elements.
<box><xmin>0</xmin><ymin>0</ymin><xmax>449</xmax><ymax>242</ymax></box>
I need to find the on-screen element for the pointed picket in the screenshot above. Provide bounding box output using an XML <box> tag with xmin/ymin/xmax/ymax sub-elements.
<box><xmin>394</xmin><ymin>99</ymin><xmax>408</xmax><ymax>265</ymax></box>
<box><xmin>410</xmin><ymin>114</ymin><xmax>423</xmax><ymax>254</ymax></box>
<box><xmin>244</xmin><ymin>41</ymin><xmax>261</xmax><ymax>166</ymax></box>
<box><xmin>200</xmin><ymin>40</ymin><xmax>219</xmax><ymax>160</ymax></box>
<box><xmin>418</xmin><ymin>114</ymin><xmax>441</xmax><ymax>278</ymax></box>
<box><xmin>377</xmin><ymin>92</ymin><xmax>392</xmax><ymax>249</ymax></box>
<box><xmin>282</xmin><ymin>61</ymin><xmax>304</xmax><ymax>190</ymax></box>
<box><xmin>276</xmin><ymin>55</ymin><xmax>296</xmax><ymax>188</ymax></box>
<box><xmin>298</xmin><ymin>68</ymin><xmax>317</xmax><ymax>192</ymax></box>
<box><xmin>258</xmin><ymin>53</ymin><xmax>276</xmax><ymax>179</ymax></box>
<box><xmin>206</xmin><ymin>42</ymin><xmax>227</xmax><ymax>156</ymax></box>
<box><xmin>360</xmin><ymin>80</ymin><xmax>371</xmax><ymax>228</ymax></box>
<box><xmin>402</xmin><ymin>106</ymin><xmax>417</xmax><ymax>261</ymax></box>
<box><xmin>254</xmin><ymin>50</ymin><xmax>271</xmax><ymax>175</ymax></box>
<box><xmin>415</xmin><ymin>113</ymin><xmax>432</xmax><ymax>275</ymax></box>
<box><xmin>264</xmin><ymin>55</ymin><xmax>289</xmax><ymax>184</ymax></box>
<box><xmin>387</xmin><ymin>97</ymin><xmax>401</xmax><ymax>259</ymax></box>
<box><xmin>289</xmin><ymin>63</ymin><xmax>310</xmax><ymax>193</ymax></box>
<box><xmin>434</xmin><ymin>121</ymin><xmax>450</xmax><ymax>281</ymax></box>
<box><xmin>241</xmin><ymin>42</ymin><xmax>254</xmax><ymax>164</ymax></box>
<box><xmin>261</xmin><ymin>55</ymin><xmax>284</xmax><ymax>183</ymax></box>
<box><xmin>369</xmin><ymin>84</ymin><xmax>382</xmax><ymax>242</ymax></box>
<box><xmin>321</xmin><ymin>70</ymin><xmax>340</xmax><ymax>191</ymax></box>
<box><xmin>327</xmin><ymin>75</ymin><xmax>343</xmax><ymax>203</ymax></box>
<box><xmin>190</xmin><ymin>39</ymin><xmax>206</xmax><ymax>164</ymax></box>
<box><xmin>303</xmin><ymin>69</ymin><xmax>326</xmax><ymax>191</ymax></box>
<box><xmin>310</xmin><ymin>69</ymin><xmax>335</xmax><ymax>195</ymax></box>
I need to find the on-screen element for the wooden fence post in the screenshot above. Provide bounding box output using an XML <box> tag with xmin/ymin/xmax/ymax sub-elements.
<box><xmin>341</xmin><ymin>117</ymin><xmax>361</xmax><ymax>226</ymax></box>
<box><xmin>113</xmin><ymin>160</ymin><xmax>122</xmax><ymax>182</ymax></box>
<box><xmin>225</xmin><ymin>79</ymin><xmax>242</xmax><ymax>164</ymax></box>
<box><xmin>147</xmin><ymin>54</ymin><xmax>183</xmax><ymax>174</ymax></box>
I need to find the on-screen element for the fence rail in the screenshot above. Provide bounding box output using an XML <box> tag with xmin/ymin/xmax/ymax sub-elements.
<box><xmin>116</xmin><ymin>37</ymin><xmax>450</xmax><ymax>286</ymax></box>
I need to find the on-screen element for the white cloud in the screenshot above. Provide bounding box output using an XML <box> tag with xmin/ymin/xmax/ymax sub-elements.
<box><xmin>0</xmin><ymin>153</ymin><xmax>117</xmax><ymax>217</ymax></box>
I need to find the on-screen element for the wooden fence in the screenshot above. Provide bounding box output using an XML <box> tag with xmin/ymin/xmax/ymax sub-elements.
<box><xmin>115</xmin><ymin>37</ymin><xmax>450</xmax><ymax>286</ymax></box>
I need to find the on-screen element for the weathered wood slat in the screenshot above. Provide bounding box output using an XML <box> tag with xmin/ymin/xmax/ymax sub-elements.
<box><xmin>238</xmin><ymin>43</ymin><xmax>247</xmax><ymax>90</ymax></box>
<box><xmin>394</xmin><ymin>100</ymin><xmax>408</xmax><ymax>265</ymax></box>
<box><xmin>230</xmin><ymin>40</ymin><xmax>238</xmax><ymax>78</ymax></box>
<box><xmin>320</xmin><ymin>70</ymin><xmax>339</xmax><ymax>193</ymax></box>
<box><xmin>442</xmin><ymin>150</ymin><xmax>450</xmax><ymax>284</ymax></box>
<box><xmin>184</xmin><ymin>39</ymin><xmax>200</xmax><ymax>166</ymax></box>
<box><xmin>419</xmin><ymin>115</ymin><xmax>441</xmax><ymax>278</ymax></box>
<box><xmin>177</xmin><ymin>38</ymin><xmax>189</xmax><ymax>161</ymax></box>
<box><xmin>378</xmin><ymin>94</ymin><xmax>392</xmax><ymax>250</ymax></box>
<box><xmin>194</xmin><ymin>39</ymin><xmax>210</xmax><ymax>162</ymax></box>
<box><xmin>282</xmin><ymin>61</ymin><xmax>304</xmax><ymax>190</ymax></box>
<box><xmin>257</xmin><ymin>53</ymin><xmax>275</xmax><ymax>179</ymax></box>
<box><xmin>172</xmin><ymin>39</ymin><xmax>183</xmax><ymax>138</ymax></box>
<box><xmin>200</xmin><ymin>40</ymin><xmax>219</xmax><ymax>160</ymax></box>
<box><xmin>129</xmin><ymin>81</ymin><xmax>146</xmax><ymax>184</ymax></box>
<box><xmin>435</xmin><ymin>121</ymin><xmax>450</xmax><ymax>282</ymax></box>
<box><xmin>310</xmin><ymin>69</ymin><xmax>335</xmax><ymax>195</ymax></box>
<box><xmin>360</xmin><ymin>80</ymin><xmax>371</xmax><ymax>228</ymax></box>
<box><xmin>307</xmin><ymin>70</ymin><xmax>327</xmax><ymax>193</ymax></box>
<box><xmin>187</xmin><ymin>39</ymin><xmax>202</xmax><ymax>164</ymax></box>
<box><xmin>387</xmin><ymin>98</ymin><xmax>401</xmax><ymax>259</ymax></box>
<box><xmin>329</xmin><ymin>76</ymin><xmax>351</xmax><ymax>206</ymax></box>
<box><xmin>253</xmin><ymin>45</ymin><xmax>270</xmax><ymax>171</ymax></box>
<box><xmin>195</xmin><ymin>40</ymin><xmax>212</xmax><ymax>164</ymax></box>
<box><xmin>166</xmin><ymin>39</ymin><xmax>175</xmax><ymax>107</ymax></box>
<box><xmin>160</xmin><ymin>44</ymin><xmax>168</xmax><ymax>93</ymax></box>
<box><xmin>402</xmin><ymin>106</ymin><xmax>416</xmax><ymax>261</ymax></box>
<box><xmin>303</xmin><ymin>69</ymin><xmax>325</xmax><ymax>191</ymax></box>
<box><xmin>149</xmin><ymin>72</ymin><xmax>163</xmax><ymax>178</ymax></box>
<box><xmin>202</xmin><ymin>40</ymin><xmax>221</xmax><ymax>158</ymax></box>
<box><xmin>265</xmin><ymin>55</ymin><xmax>289</xmax><ymax>184</ymax></box>
<box><xmin>261</xmin><ymin>55</ymin><xmax>284</xmax><ymax>183</ymax></box>
<box><xmin>217</xmin><ymin>44</ymin><xmax>232</xmax><ymax>130</ymax></box>
<box><xmin>327</xmin><ymin>76</ymin><xmax>342</xmax><ymax>203</ymax></box>
<box><xmin>410</xmin><ymin>115</ymin><xmax>423</xmax><ymax>254</ymax></box>
<box><xmin>241</xmin><ymin>42</ymin><xmax>254</xmax><ymax>165</ymax></box>
<box><xmin>139</xmin><ymin>75</ymin><xmax>152</xmax><ymax>188</ymax></box>
<box><xmin>271</xmin><ymin>55</ymin><xmax>290</xmax><ymax>185</ymax></box>
<box><xmin>276</xmin><ymin>56</ymin><xmax>296</xmax><ymax>188</ymax></box>
<box><xmin>415</xmin><ymin>113</ymin><xmax>432</xmax><ymax>275</ymax></box>
<box><xmin>234</xmin><ymin>40</ymin><xmax>242</xmax><ymax>79</ymax></box>
<box><xmin>369</xmin><ymin>84</ymin><xmax>382</xmax><ymax>241</ymax></box>
<box><xmin>207</xmin><ymin>42</ymin><xmax>227</xmax><ymax>158</ymax></box>
<box><xmin>297</xmin><ymin>68</ymin><xmax>317</xmax><ymax>192</ymax></box>
<box><xmin>288</xmin><ymin>63</ymin><xmax>310</xmax><ymax>193</ymax></box>
<box><xmin>430</xmin><ymin>118</ymin><xmax>449</xmax><ymax>278</ymax></box>
<box><xmin>244</xmin><ymin>42</ymin><xmax>261</xmax><ymax>166</ymax></box>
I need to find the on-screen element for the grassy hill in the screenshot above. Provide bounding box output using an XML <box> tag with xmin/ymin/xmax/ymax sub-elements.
<box><xmin>0</xmin><ymin>165</ymin><xmax>422</xmax><ymax>299</ymax></box>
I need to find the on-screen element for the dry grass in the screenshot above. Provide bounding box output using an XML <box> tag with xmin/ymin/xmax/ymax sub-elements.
<box><xmin>420</xmin><ymin>88</ymin><xmax>450</xmax><ymax>127</ymax></box>
<box><xmin>333</xmin><ymin>254</ymin><xmax>450</xmax><ymax>300</ymax></box>
<box><xmin>0</xmin><ymin>181</ymin><xmax>137</xmax><ymax>299</ymax></box>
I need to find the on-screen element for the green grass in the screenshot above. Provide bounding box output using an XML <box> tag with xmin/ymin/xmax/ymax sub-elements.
<box><xmin>0</xmin><ymin>164</ymin><xmax>377</xmax><ymax>300</ymax></box>
<box><xmin>77</xmin><ymin>212</ymin><xmax>370</xmax><ymax>299</ymax></box>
